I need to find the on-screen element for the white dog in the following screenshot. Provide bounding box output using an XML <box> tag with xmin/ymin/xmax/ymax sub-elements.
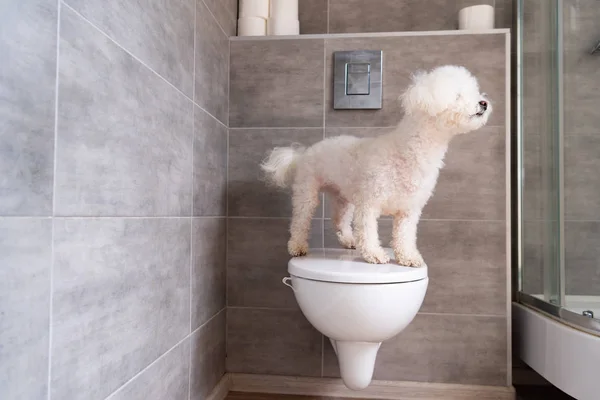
<box><xmin>261</xmin><ymin>65</ymin><xmax>491</xmax><ymax>266</ymax></box>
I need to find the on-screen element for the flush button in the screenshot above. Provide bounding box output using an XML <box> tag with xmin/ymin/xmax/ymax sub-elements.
<box><xmin>346</xmin><ymin>63</ymin><xmax>371</xmax><ymax>95</ymax></box>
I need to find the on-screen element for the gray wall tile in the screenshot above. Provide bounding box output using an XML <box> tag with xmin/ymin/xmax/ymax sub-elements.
<box><xmin>564</xmin><ymin>134</ymin><xmax>600</xmax><ymax>221</ymax></box>
<box><xmin>423</xmin><ymin>126</ymin><xmax>506</xmax><ymax>220</ymax></box>
<box><xmin>418</xmin><ymin>221</ymin><xmax>507</xmax><ymax>315</ymax></box>
<box><xmin>228</xmin><ymin>218</ymin><xmax>323</xmax><ymax>308</ymax></box>
<box><xmin>55</xmin><ymin>8</ymin><xmax>194</xmax><ymax>217</ymax></box>
<box><xmin>108</xmin><ymin>339</ymin><xmax>191</xmax><ymax>400</ymax></box>
<box><xmin>565</xmin><ymin>221</ymin><xmax>600</xmax><ymax>295</ymax></box>
<box><xmin>563</xmin><ymin>54</ymin><xmax>600</xmax><ymax>136</ymax></box>
<box><xmin>522</xmin><ymin>220</ymin><xmax>545</xmax><ymax>295</ymax></box>
<box><xmin>323</xmin><ymin>314</ymin><xmax>507</xmax><ymax>386</ymax></box>
<box><xmin>495</xmin><ymin>0</ymin><xmax>514</xmax><ymax>29</ymax></box>
<box><xmin>328</xmin><ymin>0</ymin><xmax>495</xmax><ymax>34</ymax></box>
<box><xmin>299</xmin><ymin>0</ymin><xmax>329</xmax><ymax>34</ymax></box>
<box><xmin>226</xmin><ymin>308</ymin><xmax>322</xmax><ymax>377</ymax></box>
<box><xmin>196</xmin><ymin>0</ymin><xmax>229</xmax><ymax>124</ymax></box>
<box><xmin>192</xmin><ymin>218</ymin><xmax>226</xmax><ymax>330</ymax></box>
<box><xmin>229</xmin><ymin>128</ymin><xmax>324</xmax><ymax>217</ymax></box>
<box><xmin>324</xmin><ymin>219</ymin><xmax>507</xmax><ymax>315</ymax></box>
<box><xmin>0</xmin><ymin>218</ymin><xmax>51</xmax><ymax>400</ymax></box>
<box><xmin>230</xmin><ymin>39</ymin><xmax>325</xmax><ymax>128</ymax></box>
<box><xmin>204</xmin><ymin>0</ymin><xmax>237</xmax><ymax>36</ymax></box>
<box><xmin>51</xmin><ymin>218</ymin><xmax>190</xmax><ymax>400</ymax></box>
<box><xmin>190</xmin><ymin>311</ymin><xmax>226</xmax><ymax>400</ymax></box>
<box><xmin>325</xmin><ymin>34</ymin><xmax>506</xmax><ymax>128</ymax></box>
<box><xmin>194</xmin><ymin>107</ymin><xmax>228</xmax><ymax>216</ymax></box>
<box><xmin>0</xmin><ymin>0</ymin><xmax>57</xmax><ymax>216</ymax></box>
<box><xmin>64</xmin><ymin>0</ymin><xmax>195</xmax><ymax>96</ymax></box>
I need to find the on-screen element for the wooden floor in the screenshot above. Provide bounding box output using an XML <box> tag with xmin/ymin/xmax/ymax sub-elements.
<box><xmin>226</xmin><ymin>393</ymin><xmax>370</xmax><ymax>400</ymax></box>
<box><xmin>226</xmin><ymin>385</ymin><xmax>576</xmax><ymax>400</ymax></box>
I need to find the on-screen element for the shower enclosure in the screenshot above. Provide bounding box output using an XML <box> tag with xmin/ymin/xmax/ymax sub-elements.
<box><xmin>516</xmin><ymin>0</ymin><xmax>600</xmax><ymax>397</ymax></box>
<box><xmin>517</xmin><ymin>0</ymin><xmax>600</xmax><ymax>332</ymax></box>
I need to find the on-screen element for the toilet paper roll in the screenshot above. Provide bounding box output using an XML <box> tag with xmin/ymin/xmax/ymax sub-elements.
<box><xmin>238</xmin><ymin>17</ymin><xmax>267</xmax><ymax>36</ymax></box>
<box><xmin>267</xmin><ymin>18</ymin><xmax>300</xmax><ymax>36</ymax></box>
<box><xmin>239</xmin><ymin>0</ymin><xmax>269</xmax><ymax>19</ymax></box>
<box><xmin>458</xmin><ymin>5</ymin><xmax>494</xmax><ymax>30</ymax></box>
<box><xmin>269</xmin><ymin>0</ymin><xmax>299</xmax><ymax>20</ymax></box>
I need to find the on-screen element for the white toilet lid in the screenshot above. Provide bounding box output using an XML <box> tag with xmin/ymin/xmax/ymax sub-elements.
<box><xmin>288</xmin><ymin>248</ymin><xmax>428</xmax><ymax>284</ymax></box>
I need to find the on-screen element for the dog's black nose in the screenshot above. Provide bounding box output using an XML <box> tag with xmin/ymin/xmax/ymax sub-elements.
<box><xmin>479</xmin><ymin>100</ymin><xmax>488</xmax><ymax>110</ymax></box>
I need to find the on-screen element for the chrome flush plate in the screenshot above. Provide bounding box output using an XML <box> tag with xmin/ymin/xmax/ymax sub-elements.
<box><xmin>333</xmin><ymin>50</ymin><xmax>383</xmax><ymax>110</ymax></box>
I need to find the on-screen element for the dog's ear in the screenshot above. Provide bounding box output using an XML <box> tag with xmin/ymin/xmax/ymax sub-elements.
<box><xmin>400</xmin><ymin>70</ymin><xmax>433</xmax><ymax>116</ymax></box>
<box><xmin>400</xmin><ymin>68</ymin><xmax>456</xmax><ymax>117</ymax></box>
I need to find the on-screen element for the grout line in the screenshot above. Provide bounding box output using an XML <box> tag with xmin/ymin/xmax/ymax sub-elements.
<box><xmin>201</xmin><ymin>0</ymin><xmax>230</xmax><ymax>38</ymax></box>
<box><xmin>50</xmin><ymin>216</ymin><xmax>226</xmax><ymax>219</ymax></box>
<box><xmin>59</xmin><ymin>2</ymin><xmax>227</xmax><ymax>131</ymax></box>
<box><xmin>326</xmin><ymin>0</ymin><xmax>330</xmax><ymax>34</ymax></box>
<box><xmin>228</xmin><ymin>306</ymin><xmax>300</xmax><ymax>311</ymax></box>
<box><xmin>226</xmin><ymin>306</ymin><xmax>506</xmax><ymax>318</ymax></box>
<box><xmin>320</xmin><ymin>335</ymin><xmax>325</xmax><ymax>378</ymax></box>
<box><xmin>105</xmin><ymin>309</ymin><xmax>225</xmax><ymax>400</ymax></box>
<box><xmin>228</xmin><ymin>124</ymin><xmax>506</xmax><ymax>130</ymax></box>
<box><xmin>225</xmin><ymin>216</ymin><xmax>506</xmax><ymax>223</ymax></box>
<box><xmin>48</xmin><ymin>1</ymin><xmax>61</xmax><ymax>398</ymax></box>
<box><xmin>105</xmin><ymin>334</ymin><xmax>190</xmax><ymax>400</ymax></box>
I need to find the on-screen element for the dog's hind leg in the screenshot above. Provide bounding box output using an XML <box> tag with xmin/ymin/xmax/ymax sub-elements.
<box><xmin>391</xmin><ymin>211</ymin><xmax>425</xmax><ymax>267</ymax></box>
<box><xmin>288</xmin><ymin>179</ymin><xmax>320</xmax><ymax>257</ymax></box>
<box><xmin>354</xmin><ymin>205</ymin><xmax>390</xmax><ymax>264</ymax></box>
<box><xmin>332</xmin><ymin>198</ymin><xmax>355</xmax><ymax>249</ymax></box>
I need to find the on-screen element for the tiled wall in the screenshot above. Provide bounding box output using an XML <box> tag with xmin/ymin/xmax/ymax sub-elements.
<box><xmin>226</xmin><ymin>32</ymin><xmax>510</xmax><ymax>386</ymax></box>
<box><xmin>562</xmin><ymin>0</ymin><xmax>600</xmax><ymax>295</ymax></box>
<box><xmin>299</xmin><ymin>0</ymin><xmax>513</xmax><ymax>34</ymax></box>
<box><xmin>0</xmin><ymin>0</ymin><xmax>232</xmax><ymax>398</ymax></box>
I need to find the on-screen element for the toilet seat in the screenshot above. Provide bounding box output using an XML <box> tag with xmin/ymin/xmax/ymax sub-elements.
<box><xmin>288</xmin><ymin>248</ymin><xmax>428</xmax><ymax>284</ymax></box>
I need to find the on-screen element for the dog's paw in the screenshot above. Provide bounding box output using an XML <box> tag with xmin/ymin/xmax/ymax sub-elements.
<box><xmin>362</xmin><ymin>248</ymin><xmax>390</xmax><ymax>264</ymax></box>
<box><xmin>288</xmin><ymin>239</ymin><xmax>308</xmax><ymax>257</ymax></box>
<box><xmin>336</xmin><ymin>231</ymin><xmax>356</xmax><ymax>249</ymax></box>
<box><xmin>394</xmin><ymin>249</ymin><xmax>425</xmax><ymax>268</ymax></box>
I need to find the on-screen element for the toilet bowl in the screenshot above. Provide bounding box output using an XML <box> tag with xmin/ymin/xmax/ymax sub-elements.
<box><xmin>282</xmin><ymin>248</ymin><xmax>428</xmax><ymax>390</ymax></box>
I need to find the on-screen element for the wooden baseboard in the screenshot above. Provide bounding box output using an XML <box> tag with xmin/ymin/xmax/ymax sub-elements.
<box><xmin>228</xmin><ymin>373</ymin><xmax>515</xmax><ymax>400</ymax></box>
<box><xmin>207</xmin><ymin>374</ymin><xmax>232</xmax><ymax>400</ymax></box>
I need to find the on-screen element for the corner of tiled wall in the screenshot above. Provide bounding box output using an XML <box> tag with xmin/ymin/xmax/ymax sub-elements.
<box><xmin>0</xmin><ymin>0</ymin><xmax>234</xmax><ymax>398</ymax></box>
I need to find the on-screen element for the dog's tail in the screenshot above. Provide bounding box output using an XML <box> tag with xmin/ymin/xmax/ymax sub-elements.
<box><xmin>260</xmin><ymin>144</ymin><xmax>305</xmax><ymax>188</ymax></box>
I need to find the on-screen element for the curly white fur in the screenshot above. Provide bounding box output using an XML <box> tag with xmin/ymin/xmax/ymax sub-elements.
<box><xmin>261</xmin><ymin>65</ymin><xmax>492</xmax><ymax>266</ymax></box>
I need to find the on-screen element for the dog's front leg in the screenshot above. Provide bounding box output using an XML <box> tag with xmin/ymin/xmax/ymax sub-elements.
<box><xmin>355</xmin><ymin>206</ymin><xmax>390</xmax><ymax>264</ymax></box>
<box><xmin>391</xmin><ymin>212</ymin><xmax>425</xmax><ymax>267</ymax></box>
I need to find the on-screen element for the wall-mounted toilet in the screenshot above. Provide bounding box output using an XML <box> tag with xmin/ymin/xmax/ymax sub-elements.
<box><xmin>282</xmin><ymin>248</ymin><xmax>428</xmax><ymax>390</ymax></box>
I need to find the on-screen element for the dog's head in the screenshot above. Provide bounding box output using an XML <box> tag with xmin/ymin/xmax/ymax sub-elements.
<box><xmin>400</xmin><ymin>65</ymin><xmax>491</xmax><ymax>134</ymax></box>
